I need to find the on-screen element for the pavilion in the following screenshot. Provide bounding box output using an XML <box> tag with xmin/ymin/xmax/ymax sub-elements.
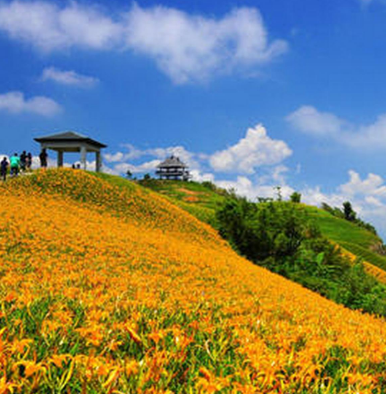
<box><xmin>34</xmin><ymin>131</ymin><xmax>107</xmax><ymax>172</ymax></box>
<box><xmin>156</xmin><ymin>155</ymin><xmax>190</xmax><ymax>181</ymax></box>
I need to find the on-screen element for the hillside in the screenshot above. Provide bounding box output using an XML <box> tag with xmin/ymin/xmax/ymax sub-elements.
<box><xmin>2</xmin><ymin>169</ymin><xmax>386</xmax><ymax>392</ymax></box>
<box><xmin>137</xmin><ymin>178</ymin><xmax>224</xmax><ymax>226</ymax></box>
<box><xmin>139</xmin><ymin>178</ymin><xmax>386</xmax><ymax>280</ymax></box>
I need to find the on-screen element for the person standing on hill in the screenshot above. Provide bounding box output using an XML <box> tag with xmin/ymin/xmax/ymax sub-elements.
<box><xmin>26</xmin><ymin>152</ymin><xmax>32</xmax><ymax>171</ymax></box>
<box><xmin>20</xmin><ymin>150</ymin><xmax>27</xmax><ymax>172</ymax></box>
<box><xmin>1</xmin><ymin>157</ymin><xmax>8</xmax><ymax>181</ymax></box>
<box><xmin>39</xmin><ymin>148</ymin><xmax>48</xmax><ymax>168</ymax></box>
<box><xmin>9</xmin><ymin>153</ymin><xmax>20</xmax><ymax>177</ymax></box>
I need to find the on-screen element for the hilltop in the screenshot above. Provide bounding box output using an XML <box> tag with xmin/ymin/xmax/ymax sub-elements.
<box><xmin>2</xmin><ymin>169</ymin><xmax>386</xmax><ymax>392</ymax></box>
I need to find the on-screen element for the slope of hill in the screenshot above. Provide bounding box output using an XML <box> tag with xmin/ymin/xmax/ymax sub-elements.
<box><xmin>138</xmin><ymin>178</ymin><xmax>386</xmax><ymax>279</ymax></box>
<box><xmin>137</xmin><ymin>178</ymin><xmax>224</xmax><ymax>226</ymax></box>
<box><xmin>2</xmin><ymin>169</ymin><xmax>386</xmax><ymax>392</ymax></box>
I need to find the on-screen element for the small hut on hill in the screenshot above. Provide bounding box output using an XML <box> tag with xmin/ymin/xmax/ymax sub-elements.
<box><xmin>156</xmin><ymin>155</ymin><xmax>190</xmax><ymax>181</ymax></box>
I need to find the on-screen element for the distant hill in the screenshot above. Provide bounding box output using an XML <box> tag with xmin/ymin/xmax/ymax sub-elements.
<box><xmin>3</xmin><ymin>169</ymin><xmax>386</xmax><ymax>392</ymax></box>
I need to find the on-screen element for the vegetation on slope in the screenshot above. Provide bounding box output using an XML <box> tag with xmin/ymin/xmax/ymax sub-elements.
<box><xmin>137</xmin><ymin>178</ymin><xmax>225</xmax><ymax>227</ymax></box>
<box><xmin>216</xmin><ymin>197</ymin><xmax>386</xmax><ymax>316</ymax></box>
<box><xmin>138</xmin><ymin>178</ymin><xmax>386</xmax><ymax>282</ymax></box>
<box><xmin>1</xmin><ymin>169</ymin><xmax>386</xmax><ymax>392</ymax></box>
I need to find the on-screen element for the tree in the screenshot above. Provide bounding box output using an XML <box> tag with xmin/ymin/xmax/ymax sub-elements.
<box><xmin>290</xmin><ymin>192</ymin><xmax>302</xmax><ymax>203</ymax></box>
<box><xmin>143</xmin><ymin>173</ymin><xmax>152</xmax><ymax>181</ymax></box>
<box><xmin>343</xmin><ymin>201</ymin><xmax>356</xmax><ymax>222</ymax></box>
<box><xmin>274</xmin><ymin>186</ymin><xmax>282</xmax><ymax>201</ymax></box>
<box><xmin>126</xmin><ymin>170</ymin><xmax>132</xmax><ymax>179</ymax></box>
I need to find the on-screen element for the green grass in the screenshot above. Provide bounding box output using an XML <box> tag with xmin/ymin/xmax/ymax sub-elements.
<box><xmin>297</xmin><ymin>204</ymin><xmax>386</xmax><ymax>271</ymax></box>
<box><xmin>92</xmin><ymin>171</ymin><xmax>138</xmax><ymax>193</ymax></box>
<box><xmin>138</xmin><ymin>179</ymin><xmax>226</xmax><ymax>210</ymax></box>
<box><xmin>300</xmin><ymin>205</ymin><xmax>381</xmax><ymax>249</ymax></box>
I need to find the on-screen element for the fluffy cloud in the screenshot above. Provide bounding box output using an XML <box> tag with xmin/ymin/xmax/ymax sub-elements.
<box><xmin>339</xmin><ymin>170</ymin><xmax>386</xmax><ymax>197</ymax></box>
<box><xmin>105</xmin><ymin>124</ymin><xmax>291</xmax><ymax>177</ymax></box>
<box><xmin>124</xmin><ymin>5</ymin><xmax>287</xmax><ymax>83</ymax></box>
<box><xmin>105</xmin><ymin>144</ymin><xmax>202</xmax><ymax>173</ymax></box>
<box><xmin>0</xmin><ymin>91</ymin><xmax>61</xmax><ymax>116</ymax></box>
<box><xmin>216</xmin><ymin>176</ymin><xmax>294</xmax><ymax>201</ymax></box>
<box><xmin>0</xmin><ymin>1</ymin><xmax>121</xmax><ymax>51</ymax></box>
<box><xmin>146</xmin><ymin>146</ymin><xmax>201</xmax><ymax>170</ymax></box>
<box><xmin>41</xmin><ymin>67</ymin><xmax>99</xmax><ymax>87</ymax></box>
<box><xmin>287</xmin><ymin>105</ymin><xmax>386</xmax><ymax>150</ymax></box>
<box><xmin>113</xmin><ymin>160</ymin><xmax>161</xmax><ymax>175</ymax></box>
<box><xmin>209</xmin><ymin>124</ymin><xmax>292</xmax><ymax>174</ymax></box>
<box><xmin>104</xmin><ymin>144</ymin><xmax>145</xmax><ymax>163</ymax></box>
<box><xmin>0</xmin><ymin>1</ymin><xmax>287</xmax><ymax>83</ymax></box>
<box><xmin>189</xmin><ymin>170</ymin><xmax>215</xmax><ymax>183</ymax></box>
<box><xmin>286</xmin><ymin>106</ymin><xmax>344</xmax><ymax>136</ymax></box>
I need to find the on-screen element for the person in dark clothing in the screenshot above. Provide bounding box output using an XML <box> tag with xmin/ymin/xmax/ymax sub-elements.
<box><xmin>1</xmin><ymin>157</ymin><xmax>8</xmax><ymax>181</ymax></box>
<box><xmin>20</xmin><ymin>150</ymin><xmax>27</xmax><ymax>172</ymax></box>
<box><xmin>39</xmin><ymin>149</ymin><xmax>48</xmax><ymax>168</ymax></box>
<box><xmin>26</xmin><ymin>152</ymin><xmax>32</xmax><ymax>171</ymax></box>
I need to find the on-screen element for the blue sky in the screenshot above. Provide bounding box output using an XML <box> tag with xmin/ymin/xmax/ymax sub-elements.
<box><xmin>2</xmin><ymin>0</ymin><xmax>386</xmax><ymax>237</ymax></box>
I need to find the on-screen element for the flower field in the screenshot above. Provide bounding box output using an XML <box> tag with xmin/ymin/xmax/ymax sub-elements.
<box><xmin>2</xmin><ymin>169</ymin><xmax>386</xmax><ymax>393</ymax></box>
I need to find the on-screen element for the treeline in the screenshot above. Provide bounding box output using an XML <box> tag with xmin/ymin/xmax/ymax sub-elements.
<box><xmin>216</xmin><ymin>196</ymin><xmax>386</xmax><ymax>316</ymax></box>
<box><xmin>322</xmin><ymin>201</ymin><xmax>378</xmax><ymax>236</ymax></box>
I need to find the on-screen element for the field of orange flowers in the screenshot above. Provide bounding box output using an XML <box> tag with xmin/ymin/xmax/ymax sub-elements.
<box><xmin>1</xmin><ymin>169</ymin><xmax>386</xmax><ymax>393</ymax></box>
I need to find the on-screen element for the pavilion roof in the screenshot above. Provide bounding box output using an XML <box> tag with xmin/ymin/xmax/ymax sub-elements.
<box><xmin>34</xmin><ymin>131</ymin><xmax>107</xmax><ymax>148</ymax></box>
<box><xmin>157</xmin><ymin>155</ymin><xmax>188</xmax><ymax>168</ymax></box>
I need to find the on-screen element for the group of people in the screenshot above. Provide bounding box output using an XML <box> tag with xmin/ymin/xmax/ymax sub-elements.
<box><xmin>1</xmin><ymin>149</ymin><xmax>48</xmax><ymax>181</ymax></box>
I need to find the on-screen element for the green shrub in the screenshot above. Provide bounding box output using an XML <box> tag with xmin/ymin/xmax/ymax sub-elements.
<box><xmin>216</xmin><ymin>197</ymin><xmax>386</xmax><ymax>317</ymax></box>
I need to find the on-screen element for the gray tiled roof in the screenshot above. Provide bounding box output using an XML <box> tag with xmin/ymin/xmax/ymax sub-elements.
<box><xmin>34</xmin><ymin>131</ymin><xmax>107</xmax><ymax>148</ymax></box>
<box><xmin>157</xmin><ymin>155</ymin><xmax>187</xmax><ymax>168</ymax></box>
<box><xmin>36</xmin><ymin>131</ymin><xmax>87</xmax><ymax>140</ymax></box>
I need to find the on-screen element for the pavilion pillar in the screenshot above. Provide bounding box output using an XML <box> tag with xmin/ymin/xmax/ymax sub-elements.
<box><xmin>95</xmin><ymin>151</ymin><xmax>102</xmax><ymax>172</ymax></box>
<box><xmin>80</xmin><ymin>146</ymin><xmax>87</xmax><ymax>170</ymax></box>
<box><xmin>57</xmin><ymin>151</ymin><xmax>63</xmax><ymax>167</ymax></box>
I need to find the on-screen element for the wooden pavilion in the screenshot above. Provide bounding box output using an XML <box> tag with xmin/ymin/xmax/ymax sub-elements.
<box><xmin>34</xmin><ymin>131</ymin><xmax>107</xmax><ymax>172</ymax></box>
<box><xmin>156</xmin><ymin>155</ymin><xmax>190</xmax><ymax>181</ymax></box>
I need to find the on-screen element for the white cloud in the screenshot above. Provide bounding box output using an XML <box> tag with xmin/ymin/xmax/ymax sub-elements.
<box><xmin>104</xmin><ymin>144</ymin><xmax>145</xmax><ymax>163</ymax></box>
<box><xmin>209</xmin><ymin>124</ymin><xmax>292</xmax><ymax>174</ymax></box>
<box><xmin>0</xmin><ymin>1</ymin><xmax>122</xmax><ymax>51</ymax></box>
<box><xmin>124</xmin><ymin>5</ymin><xmax>288</xmax><ymax>83</ymax></box>
<box><xmin>297</xmin><ymin>170</ymin><xmax>386</xmax><ymax>240</ymax></box>
<box><xmin>189</xmin><ymin>170</ymin><xmax>215</xmax><ymax>183</ymax></box>
<box><xmin>347</xmin><ymin>114</ymin><xmax>386</xmax><ymax>149</ymax></box>
<box><xmin>147</xmin><ymin>146</ymin><xmax>201</xmax><ymax>169</ymax></box>
<box><xmin>339</xmin><ymin>170</ymin><xmax>386</xmax><ymax>197</ymax></box>
<box><xmin>365</xmin><ymin>196</ymin><xmax>383</xmax><ymax>207</ymax></box>
<box><xmin>113</xmin><ymin>159</ymin><xmax>161</xmax><ymax>175</ymax></box>
<box><xmin>103</xmin><ymin>123</ymin><xmax>291</xmax><ymax>181</ymax></box>
<box><xmin>286</xmin><ymin>105</ymin><xmax>345</xmax><ymax>136</ymax></box>
<box><xmin>104</xmin><ymin>144</ymin><xmax>202</xmax><ymax>172</ymax></box>
<box><xmin>216</xmin><ymin>176</ymin><xmax>294</xmax><ymax>201</ymax></box>
<box><xmin>41</xmin><ymin>67</ymin><xmax>99</xmax><ymax>87</ymax></box>
<box><xmin>0</xmin><ymin>91</ymin><xmax>61</xmax><ymax>116</ymax></box>
<box><xmin>0</xmin><ymin>1</ymin><xmax>287</xmax><ymax>83</ymax></box>
<box><xmin>287</xmin><ymin>106</ymin><xmax>386</xmax><ymax>150</ymax></box>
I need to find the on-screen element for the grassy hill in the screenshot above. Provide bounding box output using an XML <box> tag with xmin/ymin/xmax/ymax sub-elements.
<box><xmin>2</xmin><ymin>169</ymin><xmax>386</xmax><ymax>392</ymax></box>
<box><xmin>137</xmin><ymin>178</ymin><xmax>225</xmax><ymax>226</ymax></box>
<box><xmin>300</xmin><ymin>205</ymin><xmax>386</xmax><ymax>279</ymax></box>
<box><xmin>139</xmin><ymin>178</ymin><xmax>386</xmax><ymax>279</ymax></box>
